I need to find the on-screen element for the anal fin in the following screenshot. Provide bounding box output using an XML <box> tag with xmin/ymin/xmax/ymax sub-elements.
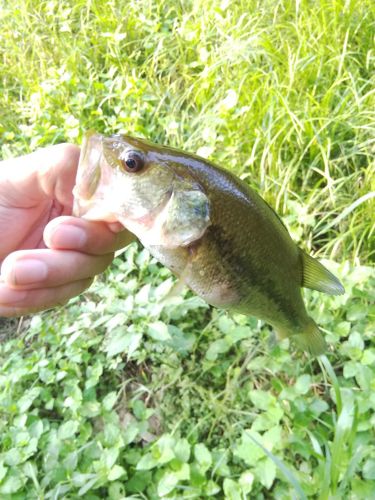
<box><xmin>275</xmin><ymin>318</ymin><xmax>327</xmax><ymax>356</ymax></box>
<box><xmin>292</xmin><ymin>318</ymin><xmax>327</xmax><ymax>356</ymax></box>
<box><xmin>300</xmin><ymin>249</ymin><xmax>345</xmax><ymax>296</ymax></box>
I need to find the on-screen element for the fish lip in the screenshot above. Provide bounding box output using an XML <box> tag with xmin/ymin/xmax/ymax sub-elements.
<box><xmin>72</xmin><ymin>131</ymin><xmax>104</xmax><ymax>217</ymax></box>
<box><xmin>82</xmin><ymin>130</ymin><xmax>104</xmax><ymax>155</ymax></box>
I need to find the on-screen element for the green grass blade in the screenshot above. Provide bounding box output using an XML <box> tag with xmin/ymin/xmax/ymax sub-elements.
<box><xmin>247</xmin><ymin>433</ymin><xmax>308</xmax><ymax>500</ymax></box>
<box><xmin>319</xmin><ymin>355</ymin><xmax>342</xmax><ymax>416</ymax></box>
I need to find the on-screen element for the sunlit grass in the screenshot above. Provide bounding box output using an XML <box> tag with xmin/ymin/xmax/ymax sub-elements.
<box><xmin>0</xmin><ymin>0</ymin><xmax>374</xmax><ymax>497</ymax></box>
<box><xmin>1</xmin><ymin>0</ymin><xmax>374</xmax><ymax>261</ymax></box>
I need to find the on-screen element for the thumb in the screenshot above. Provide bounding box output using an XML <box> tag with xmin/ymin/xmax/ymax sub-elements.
<box><xmin>0</xmin><ymin>143</ymin><xmax>80</xmax><ymax>209</ymax></box>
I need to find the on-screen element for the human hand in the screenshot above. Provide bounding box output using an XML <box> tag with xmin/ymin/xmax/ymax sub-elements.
<box><xmin>0</xmin><ymin>144</ymin><xmax>134</xmax><ymax>317</ymax></box>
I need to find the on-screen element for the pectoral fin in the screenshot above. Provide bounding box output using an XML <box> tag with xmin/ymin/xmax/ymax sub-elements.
<box><xmin>161</xmin><ymin>189</ymin><xmax>210</xmax><ymax>247</ymax></box>
<box><xmin>300</xmin><ymin>250</ymin><xmax>344</xmax><ymax>296</ymax></box>
<box><xmin>137</xmin><ymin>189</ymin><xmax>210</xmax><ymax>249</ymax></box>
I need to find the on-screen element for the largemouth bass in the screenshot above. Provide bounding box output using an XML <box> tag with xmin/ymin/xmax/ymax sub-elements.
<box><xmin>73</xmin><ymin>131</ymin><xmax>344</xmax><ymax>354</ymax></box>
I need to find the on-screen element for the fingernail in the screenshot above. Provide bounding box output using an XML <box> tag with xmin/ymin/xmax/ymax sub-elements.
<box><xmin>10</xmin><ymin>259</ymin><xmax>48</xmax><ymax>285</ymax></box>
<box><xmin>108</xmin><ymin>222</ymin><xmax>125</xmax><ymax>233</ymax></box>
<box><xmin>0</xmin><ymin>283</ymin><xmax>27</xmax><ymax>304</ymax></box>
<box><xmin>49</xmin><ymin>224</ymin><xmax>87</xmax><ymax>249</ymax></box>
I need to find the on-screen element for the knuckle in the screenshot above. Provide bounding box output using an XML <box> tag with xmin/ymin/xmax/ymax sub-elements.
<box><xmin>57</xmin><ymin>142</ymin><xmax>80</xmax><ymax>159</ymax></box>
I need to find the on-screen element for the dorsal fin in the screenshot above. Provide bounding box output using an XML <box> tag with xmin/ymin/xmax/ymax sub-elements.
<box><xmin>300</xmin><ymin>249</ymin><xmax>345</xmax><ymax>296</ymax></box>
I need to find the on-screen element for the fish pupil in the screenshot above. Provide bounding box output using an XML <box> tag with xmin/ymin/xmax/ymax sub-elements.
<box><xmin>126</xmin><ymin>158</ymin><xmax>137</xmax><ymax>169</ymax></box>
<box><xmin>121</xmin><ymin>151</ymin><xmax>145</xmax><ymax>172</ymax></box>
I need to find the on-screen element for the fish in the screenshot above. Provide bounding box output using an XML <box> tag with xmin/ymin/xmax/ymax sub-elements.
<box><xmin>73</xmin><ymin>131</ymin><xmax>345</xmax><ymax>355</ymax></box>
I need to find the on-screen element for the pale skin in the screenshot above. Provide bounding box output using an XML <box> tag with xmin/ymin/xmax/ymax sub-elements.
<box><xmin>0</xmin><ymin>143</ymin><xmax>134</xmax><ymax>317</ymax></box>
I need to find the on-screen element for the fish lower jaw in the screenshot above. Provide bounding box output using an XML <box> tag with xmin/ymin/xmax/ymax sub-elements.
<box><xmin>73</xmin><ymin>196</ymin><xmax>119</xmax><ymax>222</ymax></box>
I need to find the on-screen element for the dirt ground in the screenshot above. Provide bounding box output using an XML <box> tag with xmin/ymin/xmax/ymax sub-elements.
<box><xmin>0</xmin><ymin>317</ymin><xmax>19</xmax><ymax>342</ymax></box>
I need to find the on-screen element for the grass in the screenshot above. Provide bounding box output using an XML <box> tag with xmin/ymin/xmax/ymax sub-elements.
<box><xmin>0</xmin><ymin>0</ymin><xmax>374</xmax><ymax>498</ymax></box>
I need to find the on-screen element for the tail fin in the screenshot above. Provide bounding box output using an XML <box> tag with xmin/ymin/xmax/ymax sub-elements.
<box><xmin>292</xmin><ymin>318</ymin><xmax>327</xmax><ymax>356</ymax></box>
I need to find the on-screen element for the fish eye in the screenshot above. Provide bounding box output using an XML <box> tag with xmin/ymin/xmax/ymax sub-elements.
<box><xmin>120</xmin><ymin>150</ymin><xmax>145</xmax><ymax>173</ymax></box>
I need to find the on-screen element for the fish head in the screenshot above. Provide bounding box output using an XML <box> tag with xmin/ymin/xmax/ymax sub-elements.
<box><xmin>73</xmin><ymin>131</ymin><xmax>210</xmax><ymax>247</ymax></box>
<box><xmin>73</xmin><ymin>131</ymin><xmax>175</xmax><ymax>222</ymax></box>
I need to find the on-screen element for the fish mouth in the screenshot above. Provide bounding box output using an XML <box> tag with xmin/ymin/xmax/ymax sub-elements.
<box><xmin>72</xmin><ymin>131</ymin><xmax>104</xmax><ymax>217</ymax></box>
<box><xmin>73</xmin><ymin>131</ymin><xmax>122</xmax><ymax>222</ymax></box>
